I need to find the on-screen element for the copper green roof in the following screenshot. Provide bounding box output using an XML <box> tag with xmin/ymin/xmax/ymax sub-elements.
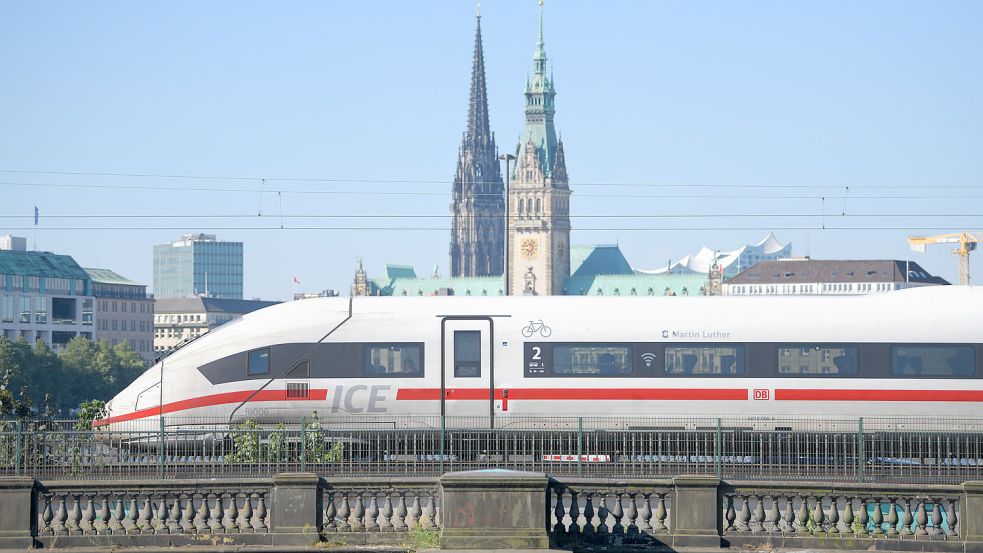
<box><xmin>570</xmin><ymin>245</ymin><xmax>634</xmax><ymax>277</ymax></box>
<box><xmin>84</xmin><ymin>267</ymin><xmax>142</xmax><ymax>286</ymax></box>
<box><xmin>0</xmin><ymin>250</ymin><xmax>89</xmax><ymax>280</ymax></box>
<box><xmin>564</xmin><ymin>274</ymin><xmax>711</xmax><ymax>296</ymax></box>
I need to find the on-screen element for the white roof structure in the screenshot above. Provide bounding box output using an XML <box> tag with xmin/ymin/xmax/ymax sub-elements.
<box><xmin>636</xmin><ymin>233</ymin><xmax>792</xmax><ymax>278</ymax></box>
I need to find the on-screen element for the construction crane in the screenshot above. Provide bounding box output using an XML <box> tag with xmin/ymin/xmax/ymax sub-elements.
<box><xmin>908</xmin><ymin>232</ymin><xmax>983</xmax><ymax>286</ymax></box>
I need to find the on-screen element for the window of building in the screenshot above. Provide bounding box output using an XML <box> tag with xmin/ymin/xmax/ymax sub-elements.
<box><xmin>553</xmin><ymin>345</ymin><xmax>632</xmax><ymax>376</ymax></box>
<box><xmin>247</xmin><ymin>347</ymin><xmax>270</xmax><ymax>375</ymax></box>
<box><xmin>33</xmin><ymin>297</ymin><xmax>47</xmax><ymax>324</ymax></box>
<box><xmin>891</xmin><ymin>346</ymin><xmax>974</xmax><ymax>377</ymax></box>
<box><xmin>363</xmin><ymin>344</ymin><xmax>422</xmax><ymax>376</ymax></box>
<box><xmin>454</xmin><ymin>331</ymin><xmax>481</xmax><ymax>377</ymax></box>
<box><xmin>82</xmin><ymin>299</ymin><xmax>93</xmax><ymax>325</ymax></box>
<box><xmin>665</xmin><ymin>345</ymin><xmax>745</xmax><ymax>375</ymax></box>
<box><xmin>778</xmin><ymin>345</ymin><xmax>858</xmax><ymax>375</ymax></box>
<box><xmin>18</xmin><ymin>296</ymin><xmax>31</xmax><ymax>324</ymax></box>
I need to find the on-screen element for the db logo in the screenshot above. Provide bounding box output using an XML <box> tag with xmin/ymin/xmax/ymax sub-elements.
<box><xmin>753</xmin><ymin>389</ymin><xmax>770</xmax><ymax>400</ymax></box>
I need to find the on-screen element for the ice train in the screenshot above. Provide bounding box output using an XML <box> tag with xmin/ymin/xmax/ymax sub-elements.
<box><xmin>96</xmin><ymin>286</ymin><xmax>983</xmax><ymax>432</ymax></box>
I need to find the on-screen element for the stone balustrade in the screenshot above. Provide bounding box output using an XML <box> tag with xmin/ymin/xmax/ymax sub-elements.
<box><xmin>0</xmin><ymin>472</ymin><xmax>981</xmax><ymax>550</ymax></box>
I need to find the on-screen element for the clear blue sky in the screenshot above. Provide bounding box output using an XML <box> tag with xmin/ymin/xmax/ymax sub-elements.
<box><xmin>1</xmin><ymin>1</ymin><xmax>981</xmax><ymax>299</ymax></box>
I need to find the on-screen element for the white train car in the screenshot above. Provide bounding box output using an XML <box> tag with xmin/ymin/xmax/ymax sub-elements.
<box><xmin>96</xmin><ymin>286</ymin><xmax>983</xmax><ymax>433</ymax></box>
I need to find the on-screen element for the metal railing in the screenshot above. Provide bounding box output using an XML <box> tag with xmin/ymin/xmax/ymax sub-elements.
<box><xmin>1</xmin><ymin>416</ymin><xmax>982</xmax><ymax>482</ymax></box>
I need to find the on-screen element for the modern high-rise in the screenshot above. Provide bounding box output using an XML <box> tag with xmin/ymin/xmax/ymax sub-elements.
<box><xmin>153</xmin><ymin>233</ymin><xmax>243</xmax><ymax>299</ymax></box>
<box><xmin>449</xmin><ymin>9</ymin><xmax>506</xmax><ymax>278</ymax></box>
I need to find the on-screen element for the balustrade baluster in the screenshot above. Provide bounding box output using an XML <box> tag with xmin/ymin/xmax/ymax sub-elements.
<box><xmin>335</xmin><ymin>492</ymin><xmax>351</xmax><ymax>532</ymax></box>
<box><xmin>582</xmin><ymin>493</ymin><xmax>595</xmax><ymax>536</ymax></box>
<box><xmin>95</xmin><ymin>493</ymin><xmax>110</xmax><ymax>534</ymax></box>
<box><xmin>840</xmin><ymin>496</ymin><xmax>853</xmax><ymax>536</ymax></box>
<box><xmin>434</xmin><ymin>495</ymin><xmax>441</xmax><ymax>528</ymax></box>
<box><xmin>781</xmin><ymin>496</ymin><xmax>794</xmax><ymax>534</ymax></box>
<box><xmin>552</xmin><ymin>488</ymin><xmax>565</xmax><ymax>534</ymax></box>
<box><xmin>181</xmin><ymin>494</ymin><xmax>195</xmax><ymax>534</ymax></box>
<box><xmin>900</xmin><ymin>498</ymin><xmax>913</xmax><ymax>536</ymax></box>
<box><xmin>752</xmin><ymin>495</ymin><xmax>765</xmax><ymax>533</ymax></box>
<box><xmin>611</xmin><ymin>492</ymin><xmax>624</xmax><ymax>535</ymax></box>
<box><xmin>766</xmin><ymin>495</ymin><xmax>780</xmax><ymax>534</ymax></box>
<box><xmin>626</xmin><ymin>492</ymin><xmax>639</xmax><ymax>534</ymax></box>
<box><xmin>596</xmin><ymin>495</ymin><xmax>610</xmax><ymax>535</ymax></box>
<box><xmin>156</xmin><ymin>495</ymin><xmax>169</xmax><ymax>534</ymax></box>
<box><xmin>380</xmin><ymin>494</ymin><xmax>394</xmax><ymax>532</ymax></box>
<box><xmin>255</xmin><ymin>493</ymin><xmax>269</xmax><ymax>533</ymax></box>
<box><xmin>795</xmin><ymin>496</ymin><xmax>809</xmax><ymax>534</ymax></box>
<box><xmin>351</xmin><ymin>494</ymin><xmax>366</xmax><ymax>531</ymax></box>
<box><xmin>323</xmin><ymin>492</ymin><xmax>337</xmax><ymax>533</ymax></box>
<box><xmin>871</xmin><ymin>498</ymin><xmax>884</xmax><ymax>536</ymax></box>
<box><xmin>140</xmin><ymin>495</ymin><xmax>155</xmax><ymax>535</ymax></box>
<box><xmin>194</xmin><ymin>494</ymin><xmax>209</xmax><ymax>534</ymax></box>
<box><xmin>393</xmin><ymin>492</ymin><xmax>408</xmax><ymax>532</ymax></box>
<box><xmin>945</xmin><ymin>499</ymin><xmax>958</xmax><ymax>537</ymax></box>
<box><xmin>929</xmin><ymin>498</ymin><xmax>943</xmax><ymax>536</ymax></box>
<box><xmin>568</xmin><ymin>491</ymin><xmax>582</xmax><ymax>536</ymax></box>
<box><xmin>856</xmin><ymin>498</ymin><xmax>869</xmax><ymax>537</ymax></box>
<box><xmin>80</xmin><ymin>493</ymin><xmax>95</xmax><ymax>534</ymax></box>
<box><xmin>238</xmin><ymin>493</ymin><xmax>254</xmax><ymax>533</ymax></box>
<box><xmin>67</xmin><ymin>493</ymin><xmax>82</xmax><ymax>535</ymax></box>
<box><xmin>224</xmin><ymin>493</ymin><xmax>240</xmax><ymax>533</ymax></box>
<box><xmin>723</xmin><ymin>495</ymin><xmax>736</xmax><ymax>532</ymax></box>
<box><xmin>419</xmin><ymin>493</ymin><xmax>435</xmax><ymax>530</ymax></box>
<box><xmin>636</xmin><ymin>493</ymin><xmax>651</xmax><ymax>533</ymax></box>
<box><xmin>826</xmin><ymin>496</ymin><xmax>839</xmax><ymax>534</ymax></box>
<box><xmin>39</xmin><ymin>493</ymin><xmax>53</xmax><ymax>535</ymax></box>
<box><xmin>208</xmin><ymin>493</ymin><xmax>224</xmax><ymax>534</ymax></box>
<box><xmin>737</xmin><ymin>494</ymin><xmax>751</xmax><ymax>533</ymax></box>
<box><xmin>109</xmin><ymin>494</ymin><xmax>125</xmax><ymax>535</ymax></box>
<box><xmin>52</xmin><ymin>494</ymin><xmax>68</xmax><ymax>535</ymax></box>
<box><xmin>915</xmin><ymin>499</ymin><xmax>928</xmax><ymax>536</ymax></box>
<box><xmin>811</xmin><ymin>496</ymin><xmax>825</xmax><ymax>535</ymax></box>
<box><xmin>886</xmin><ymin>497</ymin><xmax>899</xmax><ymax>536</ymax></box>
<box><xmin>653</xmin><ymin>494</ymin><xmax>668</xmax><ymax>533</ymax></box>
<box><xmin>365</xmin><ymin>494</ymin><xmax>380</xmax><ymax>532</ymax></box>
<box><xmin>406</xmin><ymin>493</ymin><xmax>421</xmax><ymax>531</ymax></box>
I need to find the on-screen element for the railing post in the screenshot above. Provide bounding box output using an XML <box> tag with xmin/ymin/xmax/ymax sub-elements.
<box><xmin>858</xmin><ymin>416</ymin><xmax>865</xmax><ymax>482</ymax></box>
<box><xmin>14</xmin><ymin>419</ymin><xmax>22</xmax><ymax>476</ymax></box>
<box><xmin>439</xmin><ymin>415</ymin><xmax>446</xmax><ymax>475</ymax></box>
<box><xmin>158</xmin><ymin>415</ymin><xmax>165</xmax><ymax>479</ymax></box>
<box><xmin>300</xmin><ymin>416</ymin><xmax>306</xmax><ymax>472</ymax></box>
<box><xmin>715</xmin><ymin>418</ymin><xmax>722</xmax><ymax>479</ymax></box>
<box><xmin>577</xmin><ymin>416</ymin><xmax>583</xmax><ymax>478</ymax></box>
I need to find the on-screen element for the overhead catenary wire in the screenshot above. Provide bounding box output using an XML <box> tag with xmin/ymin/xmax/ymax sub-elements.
<box><xmin>2</xmin><ymin>168</ymin><xmax>982</xmax><ymax>190</ymax></box>
<box><xmin>1</xmin><ymin>180</ymin><xmax>980</xmax><ymax>200</ymax></box>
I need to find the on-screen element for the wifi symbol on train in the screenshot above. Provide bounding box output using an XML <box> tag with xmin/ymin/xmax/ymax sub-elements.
<box><xmin>640</xmin><ymin>352</ymin><xmax>657</xmax><ymax>367</ymax></box>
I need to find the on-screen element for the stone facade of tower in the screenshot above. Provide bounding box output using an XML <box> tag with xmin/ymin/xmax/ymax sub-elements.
<box><xmin>450</xmin><ymin>13</ymin><xmax>506</xmax><ymax>278</ymax></box>
<box><xmin>507</xmin><ymin>5</ymin><xmax>570</xmax><ymax>296</ymax></box>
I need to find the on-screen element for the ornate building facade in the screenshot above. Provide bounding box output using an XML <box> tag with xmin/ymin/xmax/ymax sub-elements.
<box><xmin>449</xmin><ymin>11</ymin><xmax>506</xmax><ymax>278</ymax></box>
<box><xmin>507</xmin><ymin>3</ymin><xmax>571</xmax><ymax>295</ymax></box>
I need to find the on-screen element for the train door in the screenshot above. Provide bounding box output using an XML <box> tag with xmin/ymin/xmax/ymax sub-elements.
<box><xmin>440</xmin><ymin>317</ymin><xmax>494</xmax><ymax>428</ymax></box>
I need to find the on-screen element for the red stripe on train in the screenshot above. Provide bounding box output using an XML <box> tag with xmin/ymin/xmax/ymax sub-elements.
<box><xmin>396</xmin><ymin>388</ymin><xmax>749</xmax><ymax>401</ymax></box>
<box><xmin>775</xmin><ymin>389</ymin><xmax>983</xmax><ymax>402</ymax></box>
<box><xmin>93</xmin><ymin>388</ymin><xmax>328</xmax><ymax>427</ymax></box>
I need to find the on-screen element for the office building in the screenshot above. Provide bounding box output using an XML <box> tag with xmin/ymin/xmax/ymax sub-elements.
<box><xmin>153</xmin><ymin>233</ymin><xmax>243</xmax><ymax>299</ymax></box>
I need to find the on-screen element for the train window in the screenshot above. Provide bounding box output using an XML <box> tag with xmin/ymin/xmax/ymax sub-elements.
<box><xmin>247</xmin><ymin>348</ymin><xmax>270</xmax><ymax>375</ymax></box>
<box><xmin>891</xmin><ymin>346</ymin><xmax>975</xmax><ymax>377</ymax></box>
<box><xmin>363</xmin><ymin>344</ymin><xmax>422</xmax><ymax>377</ymax></box>
<box><xmin>778</xmin><ymin>345</ymin><xmax>858</xmax><ymax>375</ymax></box>
<box><xmin>286</xmin><ymin>360</ymin><xmax>310</xmax><ymax>378</ymax></box>
<box><xmin>665</xmin><ymin>345</ymin><xmax>745</xmax><ymax>375</ymax></box>
<box><xmin>454</xmin><ymin>331</ymin><xmax>481</xmax><ymax>377</ymax></box>
<box><xmin>553</xmin><ymin>345</ymin><xmax>632</xmax><ymax>376</ymax></box>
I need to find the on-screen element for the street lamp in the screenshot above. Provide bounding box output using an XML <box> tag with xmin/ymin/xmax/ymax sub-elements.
<box><xmin>499</xmin><ymin>154</ymin><xmax>516</xmax><ymax>296</ymax></box>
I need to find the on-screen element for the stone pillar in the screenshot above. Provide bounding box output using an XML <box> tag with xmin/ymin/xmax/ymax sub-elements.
<box><xmin>439</xmin><ymin>469</ymin><xmax>550</xmax><ymax>549</ymax></box>
<box><xmin>672</xmin><ymin>475</ymin><xmax>721</xmax><ymax>548</ymax></box>
<box><xmin>964</xmin><ymin>481</ymin><xmax>983</xmax><ymax>550</ymax></box>
<box><xmin>0</xmin><ymin>476</ymin><xmax>35</xmax><ymax>549</ymax></box>
<box><xmin>271</xmin><ymin>472</ymin><xmax>320</xmax><ymax>546</ymax></box>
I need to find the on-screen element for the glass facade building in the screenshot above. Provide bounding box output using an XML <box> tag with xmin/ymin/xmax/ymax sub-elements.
<box><xmin>153</xmin><ymin>234</ymin><xmax>243</xmax><ymax>299</ymax></box>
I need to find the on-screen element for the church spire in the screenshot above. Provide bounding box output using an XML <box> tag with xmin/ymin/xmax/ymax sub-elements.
<box><xmin>466</xmin><ymin>10</ymin><xmax>491</xmax><ymax>147</ymax></box>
